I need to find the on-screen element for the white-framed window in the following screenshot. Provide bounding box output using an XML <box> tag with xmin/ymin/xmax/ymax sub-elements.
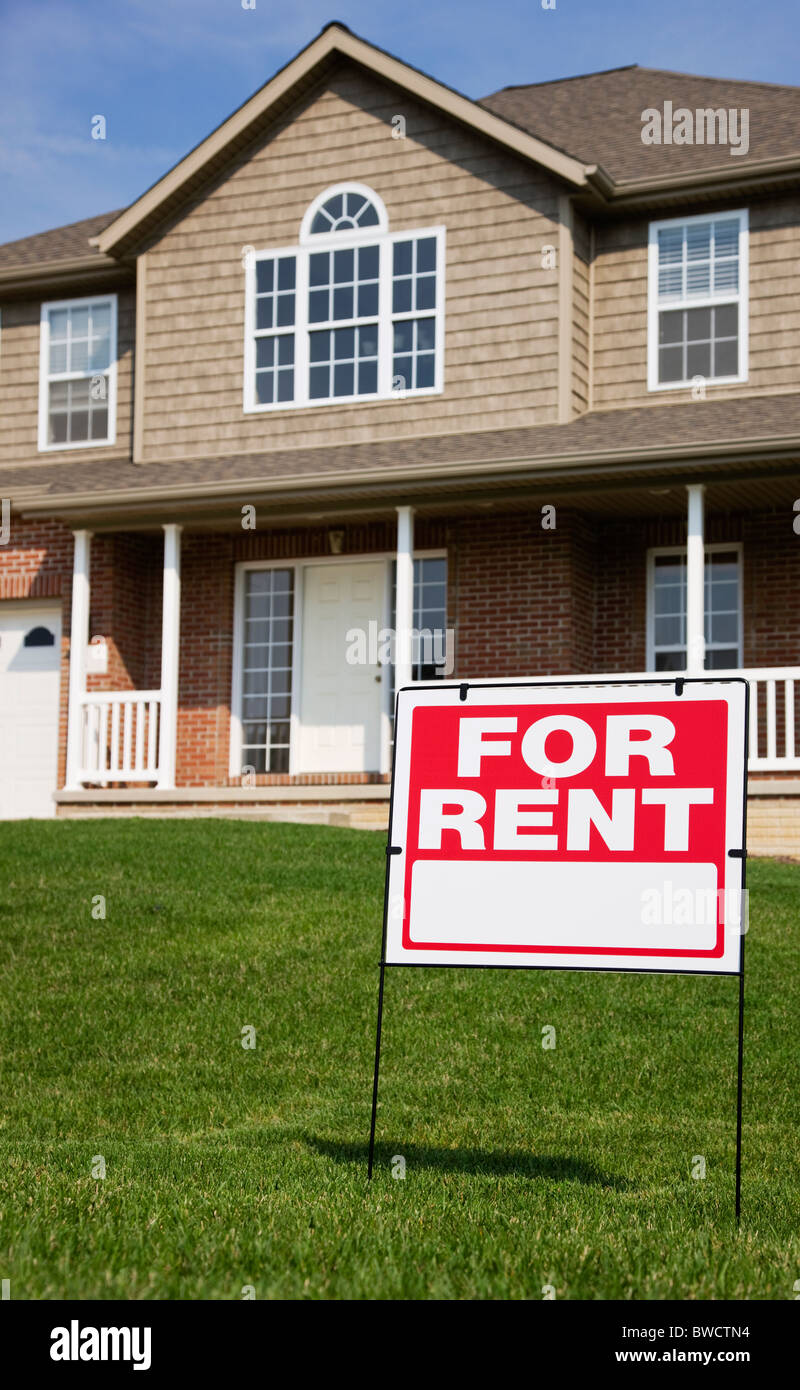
<box><xmin>647</xmin><ymin>544</ymin><xmax>743</xmax><ymax>671</ymax></box>
<box><xmin>234</xmin><ymin>565</ymin><xmax>296</xmax><ymax>774</ymax></box>
<box><xmin>38</xmin><ymin>294</ymin><xmax>118</xmax><ymax>450</ymax></box>
<box><xmin>243</xmin><ymin>183</ymin><xmax>445</xmax><ymax>412</ymax></box>
<box><xmin>647</xmin><ymin>210</ymin><xmax>748</xmax><ymax>391</ymax></box>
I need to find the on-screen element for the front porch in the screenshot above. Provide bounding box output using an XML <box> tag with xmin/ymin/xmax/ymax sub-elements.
<box><xmin>54</xmin><ymin>480</ymin><xmax>800</xmax><ymax>852</ymax></box>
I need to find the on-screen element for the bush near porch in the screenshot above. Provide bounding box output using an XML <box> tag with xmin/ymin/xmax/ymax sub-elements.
<box><xmin>0</xmin><ymin>820</ymin><xmax>797</xmax><ymax>1301</ymax></box>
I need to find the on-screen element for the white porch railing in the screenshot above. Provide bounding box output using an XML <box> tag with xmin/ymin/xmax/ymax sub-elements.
<box><xmin>72</xmin><ymin>666</ymin><xmax>800</xmax><ymax>788</ymax></box>
<box><xmin>441</xmin><ymin>667</ymin><xmax>800</xmax><ymax>774</ymax></box>
<box><xmin>735</xmin><ymin>667</ymin><xmax>799</xmax><ymax>771</ymax></box>
<box><xmin>65</xmin><ymin>525</ymin><xmax>181</xmax><ymax>793</ymax></box>
<box><xmin>76</xmin><ymin>691</ymin><xmax>162</xmax><ymax>785</ymax></box>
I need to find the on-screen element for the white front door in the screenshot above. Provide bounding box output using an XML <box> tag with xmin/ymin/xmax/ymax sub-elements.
<box><xmin>0</xmin><ymin>603</ymin><xmax>62</xmax><ymax>819</ymax></box>
<box><xmin>299</xmin><ymin>561</ymin><xmax>385</xmax><ymax>773</ymax></box>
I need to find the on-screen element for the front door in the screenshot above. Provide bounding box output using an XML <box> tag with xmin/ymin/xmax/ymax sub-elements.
<box><xmin>0</xmin><ymin>603</ymin><xmax>62</xmax><ymax>819</ymax></box>
<box><xmin>299</xmin><ymin>561</ymin><xmax>385</xmax><ymax>773</ymax></box>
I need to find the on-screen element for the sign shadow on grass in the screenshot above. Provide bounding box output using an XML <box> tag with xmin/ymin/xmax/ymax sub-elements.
<box><xmin>305</xmin><ymin>1136</ymin><xmax>630</xmax><ymax>1187</ymax></box>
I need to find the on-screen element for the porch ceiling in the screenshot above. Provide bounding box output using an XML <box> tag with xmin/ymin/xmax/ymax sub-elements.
<box><xmin>15</xmin><ymin>465</ymin><xmax>799</xmax><ymax>535</ymax></box>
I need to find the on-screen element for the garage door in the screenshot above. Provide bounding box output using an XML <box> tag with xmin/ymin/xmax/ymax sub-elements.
<box><xmin>0</xmin><ymin>603</ymin><xmax>62</xmax><ymax>819</ymax></box>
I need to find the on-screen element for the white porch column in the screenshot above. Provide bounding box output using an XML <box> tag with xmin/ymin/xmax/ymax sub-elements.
<box><xmin>158</xmin><ymin>524</ymin><xmax>182</xmax><ymax>789</ymax></box>
<box><xmin>65</xmin><ymin>529</ymin><xmax>92</xmax><ymax>790</ymax></box>
<box><xmin>686</xmin><ymin>484</ymin><xmax>705</xmax><ymax>675</ymax></box>
<box><xmin>395</xmin><ymin>505</ymin><xmax>414</xmax><ymax>693</ymax></box>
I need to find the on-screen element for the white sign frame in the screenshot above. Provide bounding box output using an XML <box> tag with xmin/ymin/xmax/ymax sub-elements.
<box><xmin>383</xmin><ymin>678</ymin><xmax>748</xmax><ymax>977</ymax></box>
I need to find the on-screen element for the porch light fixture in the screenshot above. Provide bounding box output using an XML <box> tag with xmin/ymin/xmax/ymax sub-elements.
<box><xmin>328</xmin><ymin>529</ymin><xmax>345</xmax><ymax>554</ymax></box>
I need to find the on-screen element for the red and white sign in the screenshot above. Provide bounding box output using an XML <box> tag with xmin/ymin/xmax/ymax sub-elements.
<box><xmin>385</xmin><ymin>681</ymin><xmax>747</xmax><ymax>974</ymax></box>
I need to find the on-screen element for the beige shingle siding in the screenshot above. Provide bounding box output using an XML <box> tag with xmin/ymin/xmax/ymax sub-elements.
<box><xmin>0</xmin><ymin>286</ymin><xmax>135</xmax><ymax>466</ymax></box>
<box><xmin>138</xmin><ymin>65</ymin><xmax>563</xmax><ymax>462</ymax></box>
<box><xmin>591</xmin><ymin>195</ymin><xmax>800</xmax><ymax>409</ymax></box>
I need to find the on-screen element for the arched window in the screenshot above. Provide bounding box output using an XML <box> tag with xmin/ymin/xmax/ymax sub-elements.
<box><xmin>24</xmin><ymin>625</ymin><xmax>56</xmax><ymax>647</ymax></box>
<box><xmin>245</xmin><ymin>184</ymin><xmax>443</xmax><ymax>411</ymax></box>
<box><xmin>302</xmin><ymin>185</ymin><xmax>385</xmax><ymax>239</ymax></box>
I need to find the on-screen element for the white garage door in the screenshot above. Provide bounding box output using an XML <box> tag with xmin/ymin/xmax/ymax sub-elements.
<box><xmin>0</xmin><ymin>603</ymin><xmax>62</xmax><ymax>819</ymax></box>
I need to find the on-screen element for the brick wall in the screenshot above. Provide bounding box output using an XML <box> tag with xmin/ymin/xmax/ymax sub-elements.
<box><xmin>449</xmin><ymin>510</ymin><xmax>594</xmax><ymax>677</ymax></box>
<box><xmin>85</xmin><ymin>534</ymin><xmax>163</xmax><ymax>694</ymax></box>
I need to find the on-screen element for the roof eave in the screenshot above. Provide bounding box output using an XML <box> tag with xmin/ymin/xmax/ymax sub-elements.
<box><xmin>14</xmin><ymin>431</ymin><xmax>800</xmax><ymax>521</ymax></box>
<box><xmin>585</xmin><ymin>153</ymin><xmax>800</xmax><ymax>208</ymax></box>
<box><xmin>0</xmin><ymin>253</ymin><xmax>130</xmax><ymax>295</ymax></box>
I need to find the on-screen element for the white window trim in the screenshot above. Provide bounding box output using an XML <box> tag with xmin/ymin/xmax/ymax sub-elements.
<box><xmin>229</xmin><ymin>549</ymin><xmax>446</xmax><ymax>779</ymax></box>
<box><xmin>38</xmin><ymin>294</ymin><xmax>118</xmax><ymax>451</ymax></box>
<box><xmin>646</xmin><ymin>542</ymin><xmax>744</xmax><ymax>672</ymax></box>
<box><xmin>243</xmin><ymin>220</ymin><xmax>446</xmax><ymax>414</ymax></box>
<box><xmin>647</xmin><ymin>209</ymin><xmax>748</xmax><ymax>393</ymax></box>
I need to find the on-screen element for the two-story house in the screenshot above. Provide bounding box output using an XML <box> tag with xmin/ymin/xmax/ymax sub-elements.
<box><xmin>1</xmin><ymin>23</ymin><xmax>798</xmax><ymax>851</ymax></box>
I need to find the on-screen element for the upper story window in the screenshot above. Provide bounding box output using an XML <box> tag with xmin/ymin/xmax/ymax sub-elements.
<box><xmin>647</xmin><ymin>210</ymin><xmax>748</xmax><ymax>391</ymax></box>
<box><xmin>38</xmin><ymin>295</ymin><xmax>118</xmax><ymax>450</ymax></box>
<box><xmin>244</xmin><ymin>184</ymin><xmax>445</xmax><ymax>412</ymax></box>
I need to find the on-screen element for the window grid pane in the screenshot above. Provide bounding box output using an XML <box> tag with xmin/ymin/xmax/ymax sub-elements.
<box><xmin>240</xmin><ymin>569</ymin><xmax>294</xmax><ymax>774</ymax></box>
<box><xmin>253</xmin><ymin>256</ymin><xmax>297</xmax><ymax>406</ymax></box>
<box><xmin>658</xmin><ymin>305</ymin><xmax>738</xmax><ymax>384</ymax></box>
<box><xmin>310</xmin><ymin>191</ymin><xmax>380</xmax><ymax>235</ymax></box>
<box><xmin>652</xmin><ymin>551</ymin><xmax>740</xmax><ymax>670</ymax></box>
<box><xmin>309</xmin><ymin>325</ymin><xmax>378</xmax><ymax>399</ymax></box>
<box><xmin>308</xmin><ymin>245</ymin><xmax>379</xmax><ymax>327</ymax></box>
<box><xmin>657</xmin><ymin>218</ymin><xmax>739</xmax><ymax>302</ymax></box>
<box><xmin>393</xmin><ymin>317</ymin><xmax>436</xmax><ymax>391</ymax></box>
<box><xmin>390</xmin><ymin>557</ymin><xmax>448</xmax><ymax>712</ymax></box>
<box><xmin>46</xmin><ymin>301</ymin><xmax>113</xmax><ymax>443</ymax></box>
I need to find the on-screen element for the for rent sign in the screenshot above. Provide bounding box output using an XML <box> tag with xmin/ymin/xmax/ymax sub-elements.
<box><xmin>384</xmin><ymin>680</ymin><xmax>747</xmax><ymax>974</ymax></box>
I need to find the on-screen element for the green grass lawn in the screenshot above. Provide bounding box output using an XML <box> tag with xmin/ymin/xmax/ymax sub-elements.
<box><xmin>0</xmin><ymin>819</ymin><xmax>798</xmax><ymax>1300</ymax></box>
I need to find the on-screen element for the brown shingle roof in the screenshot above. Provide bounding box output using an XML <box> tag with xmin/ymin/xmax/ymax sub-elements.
<box><xmin>0</xmin><ymin>210</ymin><xmax>122</xmax><ymax>270</ymax></box>
<box><xmin>480</xmin><ymin>66</ymin><xmax>800</xmax><ymax>183</ymax></box>
<box><xmin>5</xmin><ymin>393</ymin><xmax>800</xmax><ymax>514</ymax></box>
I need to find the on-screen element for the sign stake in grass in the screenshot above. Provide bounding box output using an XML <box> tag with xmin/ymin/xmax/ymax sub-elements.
<box><xmin>368</xmin><ymin>677</ymin><xmax>749</xmax><ymax>1224</ymax></box>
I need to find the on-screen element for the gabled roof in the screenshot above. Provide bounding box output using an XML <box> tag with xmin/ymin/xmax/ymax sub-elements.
<box><xmin>482</xmin><ymin>65</ymin><xmax>800</xmax><ymax>189</ymax></box>
<box><xmin>93</xmin><ymin>22</ymin><xmax>590</xmax><ymax>257</ymax></box>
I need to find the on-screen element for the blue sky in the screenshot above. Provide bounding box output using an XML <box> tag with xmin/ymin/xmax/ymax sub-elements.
<box><xmin>1</xmin><ymin>0</ymin><xmax>798</xmax><ymax>244</ymax></box>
